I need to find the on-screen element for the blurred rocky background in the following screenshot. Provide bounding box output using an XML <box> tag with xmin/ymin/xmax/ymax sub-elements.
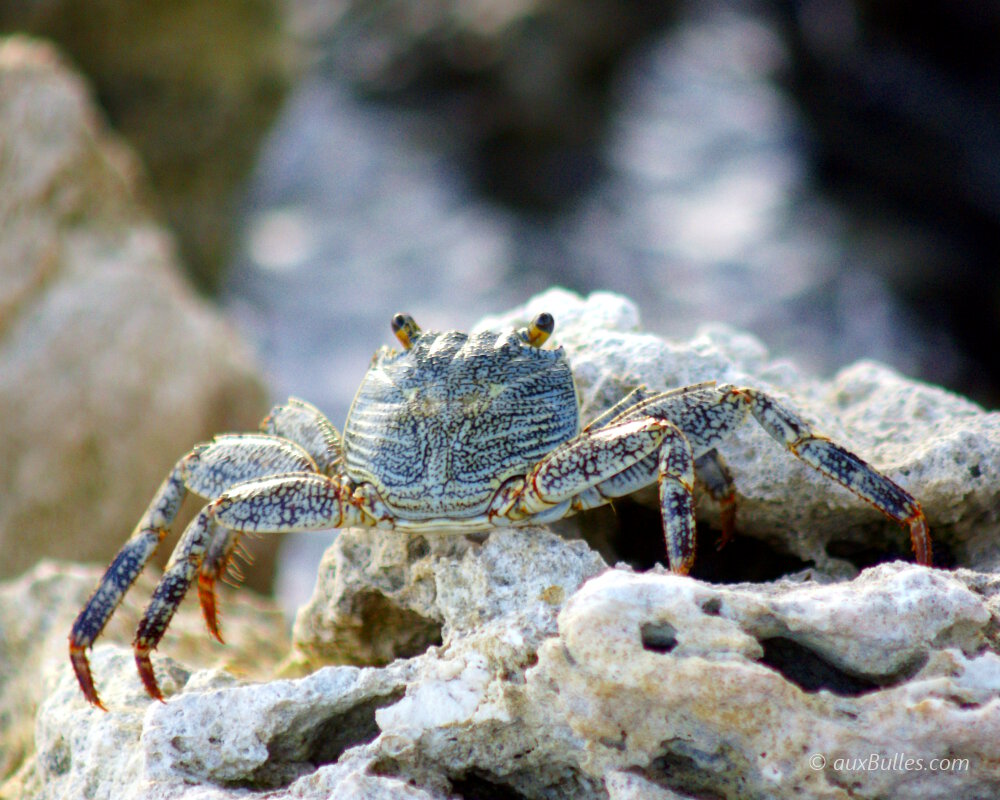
<box><xmin>0</xmin><ymin>0</ymin><xmax>290</xmax><ymax>292</ymax></box>
<box><xmin>224</xmin><ymin>0</ymin><xmax>1000</xmax><ymax>440</ymax></box>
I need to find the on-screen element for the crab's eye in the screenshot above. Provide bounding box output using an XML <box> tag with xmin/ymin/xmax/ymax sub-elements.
<box><xmin>391</xmin><ymin>313</ymin><xmax>421</xmax><ymax>350</ymax></box>
<box><xmin>524</xmin><ymin>312</ymin><xmax>554</xmax><ymax>347</ymax></box>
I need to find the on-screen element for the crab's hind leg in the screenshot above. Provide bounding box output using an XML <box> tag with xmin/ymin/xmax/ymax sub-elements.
<box><xmin>69</xmin><ymin>460</ymin><xmax>188</xmax><ymax>709</ymax></box>
<box><xmin>133</xmin><ymin>504</ymin><xmax>222</xmax><ymax>701</ymax></box>
<box><xmin>694</xmin><ymin>448</ymin><xmax>737</xmax><ymax>549</ymax></box>
<box><xmin>730</xmin><ymin>386</ymin><xmax>932</xmax><ymax>565</ymax></box>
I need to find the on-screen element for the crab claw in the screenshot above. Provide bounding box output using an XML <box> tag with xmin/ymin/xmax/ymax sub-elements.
<box><xmin>69</xmin><ymin>641</ymin><xmax>107</xmax><ymax>711</ymax></box>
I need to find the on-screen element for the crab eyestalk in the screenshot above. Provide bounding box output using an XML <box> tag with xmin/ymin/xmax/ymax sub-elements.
<box><xmin>391</xmin><ymin>313</ymin><xmax>421</xmax><ymax>350</ymax></box>
<box><xmin>524</xmin><ymin>312</ymin><xmax>554</xmax><ymax>347</ymax></box>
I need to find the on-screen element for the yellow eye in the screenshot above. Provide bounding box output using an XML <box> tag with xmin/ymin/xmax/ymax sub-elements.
<box><xmin>524</xmin><ymin>312</ymin><xmax>554</xmax><ymax>347</ymax></box>
<box><xmin>391</xmin><ymin>313</ymin><xmax>421</xmax><ymax>350</ymax></box>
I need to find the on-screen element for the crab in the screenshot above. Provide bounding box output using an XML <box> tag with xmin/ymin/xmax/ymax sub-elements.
<box><xmin>69</xmin><ymin>312</ymin><xmax>932</xmax><ymax>708</ymax></box>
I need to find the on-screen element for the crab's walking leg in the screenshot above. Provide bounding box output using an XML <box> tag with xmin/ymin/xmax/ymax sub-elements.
<box><xmin>512</xmin><ymin>416</ymin><xmax>700</xmax><ymax>574</ymax></box>
<box><xmin>133</xmin><ymin>504</ymin><xmax>221</xmax><ymax>701</ymax></box>
<box><xmin>656</xmin><ymin>428</ymin><xmax>698</xmax><ymax>574</ymax></box>
<box><xmin>135</xmin><ymin>472</ymin><xmax>363</xmax><ymax>700</ymax></box>
<box><xmin>517</xmin><ymin>417</ymin><xmax>675</xmax><ymax>515</ymax></box>
<box><xmin>70</xmin><ymin>435</ymin><xmax>319</xmax><ymax>708</ymax></box>
<box><xmin>69</xmin><ymin>463</ymin><xmax>187</xmax><ymax>709</ymax></box>
<box><xmin>694</xmin><ymin>448</ymin><xmax>737</xmax><ymax>549</ymax></box>
<box><xmin>262</xmin><ymin>398</ymin><xmax>343</xmax><ymax>475</ymax></box>
<box><xmin>730</xmin><ymin>387</ymin><xmax>932</xmax><ymax>565</ymax></box>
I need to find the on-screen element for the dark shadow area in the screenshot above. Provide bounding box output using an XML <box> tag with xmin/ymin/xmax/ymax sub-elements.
<box><xmin>644</xmin><ymin>746</ymin><xmax>750</xmax><ymax>800</ymax></box>
<box><xmin>771</xmin><ymin>0</ymin><xmax>1000</xmax><ymax>407</ymax></box>
<box><xmin>827</xmin><ymin>526</ymin><xmax>956</xmax><ymax>571</ymax></box>
<box><xmin>640</xmin><ymin>620</ymin><xmax>679</xmax><ymax>654</ymax></box>
<box><xmin>242</xmin><ymin>688</ymin><xmax>406</xmax><ymax>789</ymax></box>
<box><xmin>759</xmin><ymin>637</ymin><xmax>927</xmax><ymax>697</ymax></box>
<box><xmin>450</xmin><ymin>771</ymin><xmax>535</xmax><ymax>800</ymax></box>
<box><xmin>577</xmin><ymin>498</ymin><xmax>813</xmax><ymax>583</ymax></box>
<box><xmin>355</xmin><ymin>590</ymin><xmax>444</xmax><ymax>664</ymax></box>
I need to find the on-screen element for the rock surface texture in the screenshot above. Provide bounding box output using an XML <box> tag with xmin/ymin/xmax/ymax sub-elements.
<box><xmin>5</xmin><ymin>289</ymin><xmax>1000</xmax><ymax>799</ymax></box>
<box><xmin>0</xmin><ymin>561</ymin><xmax>288</xmax><ymax>790</ymax></box>
<box><xmin>0</xmin><ymin>38</ymin><xmax>272</xmax><ymax>581</ymax></box>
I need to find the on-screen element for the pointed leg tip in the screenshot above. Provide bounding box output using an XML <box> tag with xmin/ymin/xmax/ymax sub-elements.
<box><xmin>135</xmin><ymin>648</ymin><xmax>165</xmax><ymax>703</ymax></box>
<box><xmin>69</xmin><ymin>642</ymin><xmax>107</xmax><ymax>711</ymax></box>
<box><xmin>197</xmin><ymin>575</ymin><xmax>225</xmax><ymax>644</ymax></box>
<box><xmin>716</xmin><ymin>497</ymin><xmax>737</xmax><ymax>551</ymax></box>
<box><xmin>668</xmin><ymin>553</ymin><xmax>696</xmax><ymax>576</ymax></box>
<box><xmin>908</xmin><ymin>513</ymin><xmax>933</xmax><ymax>567</ymax></box>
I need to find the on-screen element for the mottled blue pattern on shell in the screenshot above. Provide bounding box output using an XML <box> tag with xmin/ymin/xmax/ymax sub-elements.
<box><xmin>343</xmin><ymin>329</ymin><xmax>579</xmax><ymax>518</ymax></box>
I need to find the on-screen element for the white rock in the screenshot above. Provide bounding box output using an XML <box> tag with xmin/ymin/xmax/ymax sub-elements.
<box><xmin>525</xmin><ymin>563</ymin><xmax>999</xmax><ymax>799</ymax></box>
<box><xmin>291</xmin><ymin>526</ymin><xmax>606</xmax><ymax>670</ymax></box>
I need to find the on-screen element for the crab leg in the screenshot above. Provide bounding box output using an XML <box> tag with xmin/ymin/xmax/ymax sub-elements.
<box><xmin>135</xmin><ymin>472</ymin><xmax>362</xmax><ymax>700</ymax></box>
<box><xmin>657</xmin><ymin>428</ymin><xmax>698</xmax><ymax>574</ymax></box>
<box><xmin>517</xmin><ymin>417</ymin><xmax>676</xmax><ymax>514</ymax></box>
<box><xmin>729</xmin><ymin>386</ymin><xmax>932</xmax><ymax>565</ymax></box>
<box><xmin>70</xmin><ymin>434</ymin><xmax>319</xmax><ymax>708</ymax></box>
<box><xmin>69</xmin><ymin>462</ymin><xmax>187</xmax><ymax>709</ymax></box>
<box><xmin>262</xmin><ymin>398</ymin><xmax>344</xmax><ymax>476</ymax></box>
<box><xmin>134</xmin><ymin>504</ymin><xmax>221</xmax><ymax>700</ymax></box>
<box><xmin>694</xmin><ymin>448</ymin><xmax>737</xmax><ymax>548</ymax></box>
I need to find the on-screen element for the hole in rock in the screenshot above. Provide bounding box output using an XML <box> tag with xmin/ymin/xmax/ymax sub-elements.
<box><xmin>245</xmin><ymin>688</ymin><xmax>406</xmax><ymax>789</ymax></box>
<box><xmin>645</xmin><ymin>745</ymin><xmax>748</xmax><ymax>800</ymax></box>
<box><xmin>448</xmin><ymin>764</ymin><xmax>603</xmax><ymax>800</ymax></box>
<box><xmin>759</xmin><ymin>637</ymin><xmax>888</xmax><ymax>697</ymax></box>
<box><xmin>407</xmin><ymin>534</ymin><xmax>431</xmax><ymax>560</ymax></box>
<box><xmin>700</xmin><ymin>596</ymin><xmax>722</xmax><ymax>616</ymax></box>
<box><xmin>577</xmin><ymin>498</ymin><xmax>811</xmax><ymax>581</ymax></box>
<box><xmin>354</xmin><ymin>590</ymin><xmax>444</xmax><ymax>664</ymax></box>
<box><xmin>640</xmin><ymin>621</ymin><xmax>678</xmax><ymax>654</ymax></box>
<box><xmin>450</xmin><ymin>771</ymin><xmax>534</xmax><ymax>800</ymax></box>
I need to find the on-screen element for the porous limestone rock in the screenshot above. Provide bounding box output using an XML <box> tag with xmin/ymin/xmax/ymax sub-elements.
<box><xmin>13</xmin><ymin>534</ymin><xmax>1000</xmax><ymax>799</ymax></box>
<box><xmin>524</xmin><ymin>564</ymin><xmax>1000</xmax><ymax>799</ymax></box>
<box><xmin>10</xmin><ymin>289</ymin><xmax>1000</xmax><ymax>800</ymax></box>
<box><xmin>0</xmin><ymin>561</ymin><xmax>287</xmax><ymax>788</ymax></box>
<box><xmin>290</xmin><ymin>526</ymin><xmax>606</xmax><ymax>672</ymax></box>
<box><xmin>0</xmin><ymin>38</ymin><xmax>273</xmax><ymax>583</ymax></box>
<box><xmin>478</xmin><ymin>288</ymin><xmax>1000</xmax><ymax>573</ymax></box>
